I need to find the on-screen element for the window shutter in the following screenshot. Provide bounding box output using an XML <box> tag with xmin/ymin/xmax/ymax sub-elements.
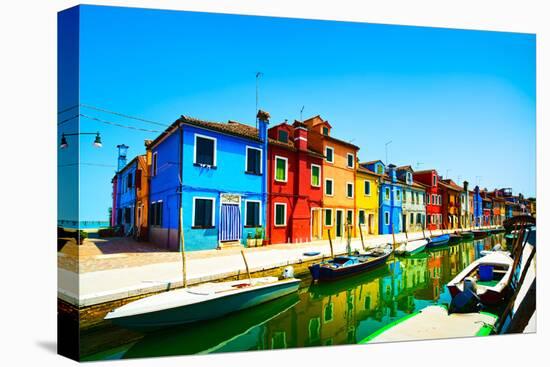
<box><xmin>135</xmin><ymin>169</ymin><xmax>142</xmax><ymax>189</ymax></box>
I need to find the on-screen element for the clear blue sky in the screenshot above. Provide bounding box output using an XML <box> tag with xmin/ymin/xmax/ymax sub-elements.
<box><xmin>61</xmin><ymin>5</ymin><xmax>536</xmax><ymax>221</ymax></box>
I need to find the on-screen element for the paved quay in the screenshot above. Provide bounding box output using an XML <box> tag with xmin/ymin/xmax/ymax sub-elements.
<box><xmin>59</xmin><ymin>230</ymin><xmax>449</xmax><ymax>308</ymax></box>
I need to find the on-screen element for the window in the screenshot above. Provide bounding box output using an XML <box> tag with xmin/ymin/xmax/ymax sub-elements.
<box><xmin>311</xmin><ymin>164</ymin><xmax>321</xmax><ymax>187</ymax></box>
<box><xmin>127</xmin><ymin>173</ymin><xmax>133</xmax><ymax>188</ymax></box>
<box><xmin>406</xmin><ymin>172</ymin><xmax>412</xmax><ymax>184</ymax></box>
<box><xmin>346</xmin><ymin>210</ymin><xmax>353</xmax><ymax>225</ymax></box>
<box><xmin>275</xmin><ymin>156</ymin><xmax>288</xmax><ymax>182</ymax></box>
<box><xmin>245</xmin><ymin>146</ymin><xmax>262</xmax><ymax>175</ymax></box>
<box><xmin>322</xmin><ymin>126</ymin><xmax>329</xmax><ymax>136</ymax></box>
<box><xmin>432</xmin><ymin>175</ymin><xmax>437</xmax><ymax>186</ymax></box>
<box><xmin>308</xmin><ymin>318</ymin><xmax>321</xmax><ymax>343</ymax></box>
<box><xmin>193</xmin><ymin>198</ymin><xmax>214</xmax><ymax>228</ymax></box>
<box><xmin>116</xmin><ymin>208</ymin><xmax>122</xmax><ymax>225</ymax></box>
<box><xmin>325</xmin><ymin>146</ymin><xmax>334</xmax><ymax>163</ymax></box>
<box><xmin>396</xmin><ymin>190</ymin><xmax>401</xmax><ymax>201</ymax></box>
<box><xmin>427</xmin><ymin>194</ymin><xmax>430</xmax><ymax>204</ymax></box>
<box><xmin>194</xmin><ymin>135</ymin><xmax>216</xmax><ymax>166</ymax></box>
<box><xmin>245</xmin><ymin>201</ymin><xmax>261</xmax><ymax>227</ymax></box>
<box><xmin>150</xmin><ymin>201</ymin><xmax>163</xmax><ymax>226</ymax></box>
<box><xmin>324</xmin><ymin>302</ymin><xmax>334</xmax><ymax>322</ymax></box>
<box><xmin>324</xmin><ymin>209</ymin><xmax>333</xmax><ymax>226</ymax></box>
<box><xmin>325</xmin><ymin>178</ymin><xmax>334</xmax><ymax>196</ymax></box>
<box><xmin>346</xmin><ymin>183</ymin><xmax>354</xmax><ymax>198</ymax></box>
<box><xmin>416</xmin><ymin>213</ymin><xmax>422</xmax><ymax>225</ymax></box>
<box><xmin>274</xmin><ymin>203</ymin><xmax>287</xmax><ymax>226</ymax></box>
<box><xmin>364</xmin><ymin>180</ymin><xmax>371</xmax><ymax>196</ymax></box>
<box><xmin>384</xmin><ymin>187</ymin><xmax>390</xmax><ymax>200</ymax></box>
<box><xmin>384</xmin><ymin>211</ymin><xmax>390</xmax><ymax>225</ymax></box>
<box><xmin>376</xmin><ymin>164</ymin><xmax>384</xmax><ymax>175</ymax></box>
<box><xmin>124</xmin><ymin>207</ymin><xmax>131</xmax><ymax>224</ymax></box>
<box><xmin>410</xmin><ymin>213</ymin><xmax>414</xmax><ymax>225</ymax></box>
<box><xmin>278</xmin><ymin>130</ymin><xmax>288</xmax><ymax>143</ymax></box>
<box><xmin>358</xmin><ymin>210</ymin><xmax>366</xmax><ymax>225</ymax></box>
<box><xmin>152</xmin><ymin>152</ymin><xmax>158</xmax><ymax>176</ymax></box>
<box><xmin>347</xmin><ymin>153</ymin><xmax>354</xmax><ymax>168</ymax></box>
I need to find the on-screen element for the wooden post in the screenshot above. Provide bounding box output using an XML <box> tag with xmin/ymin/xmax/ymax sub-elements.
<box><xmin>391</xmin><ymin>224</ymin><xmax>397</xmax><ymax>250</ymax></box>
<box><xmin>404</xmin><ymin>229</ymin><xmax>409</xmax><ymax>242</ymax></box>
<box><xmin>328</xmin><ymin>229</ymin><xmax>334</xmax><ymax>258</ymax></box>
<box><xmin>240</xmin><ymin>250</ymin><xmax>252</xmax><ymax>283</ymax></box>
<box><xmin>359</xmin><ymin>223</ymin><xmax>366</xmax><ymax>251</ymax></box>
<box><xmin>179</xmin><ymin>207</ymin><xmax>187</xmax><ymax>288</ymax></box>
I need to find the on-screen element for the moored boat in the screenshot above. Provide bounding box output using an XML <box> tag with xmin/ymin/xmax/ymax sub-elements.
<box><xmin>473</xmin><ymin>229</ymin><xmax>489</xmax><ymax>239</ymax></box>
<box><xmin>359</xmin><ymin>305</ymin><xmax>497</xmax><ymax>344</ymax></box>
<box><xmin>104</xmin><ymin>276</ymin><xmax>301</xmax><ymax>330</ymax></box>
<box><xmin>447</xmin><ymin>252</ymin><xmax>513</xmax><ymax>305</ymax></box>
<box><xmin>309</xmin><ymin>244</ymin><xmax>393</xmax><ymax>282</ymax></box>
<box><xmin>426</xmin><ymin>234</ymin><xmax>450</xmax><ymax>248</ymax></box>
<box><xmin>395</xmin><ymin>238</ymin><xmax>429</xmax><ymax>256</ymax></box>
<box><xmin>448</xmin><ymin>233</ymin><xmax>463</xmax><ymax>244</ymax></box>
<box><xmin>460</xmin><ymin>231</ymin><xmax>474</xmax><ymax>240</ymax></box>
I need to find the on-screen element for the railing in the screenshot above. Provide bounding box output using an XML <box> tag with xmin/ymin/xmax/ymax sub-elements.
<box><xmin>58</xmin><ymin>220</ymin><xmax>110</xmax><ymax>229</ymax></box>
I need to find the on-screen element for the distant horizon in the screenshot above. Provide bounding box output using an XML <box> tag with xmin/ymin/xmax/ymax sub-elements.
<box><xmin>59</xmin><ymin>5</ymin><xmax>536</xmax><ymax>221</ymax></box>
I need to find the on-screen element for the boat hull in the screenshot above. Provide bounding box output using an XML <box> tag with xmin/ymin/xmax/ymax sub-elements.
<box><xmin>460</xmin><ymin>232</ymin><xmax>474</xmax><ymax>240</ymax></box>
<box><xmin>107</xmin><ymin>279</ymin><xmax>301</xmax><ymax>330</ymax></box>
<box><xmin>473</xmin><ymin>230</ymin><xmax>489</xmax><ymax>239</ymax></box>
<box><xmin>426</xmin><ymin>234</ymin><xmax>450</xmax><ymax>248</ymax></box>
<box><xmin>309</xmin><ymin>251</ymin><xmax>392</xmax><ymax>282</ymax></box>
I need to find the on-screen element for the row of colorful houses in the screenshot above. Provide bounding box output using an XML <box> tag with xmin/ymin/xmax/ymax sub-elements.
<box><xmin>111</xmin><ymin>110</ymin><xmax>533</xmax><ymax>251</ymax></box>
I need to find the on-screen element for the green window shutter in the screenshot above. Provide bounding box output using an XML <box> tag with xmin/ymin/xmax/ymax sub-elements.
<box><xmin>275</xmin><ymin>204</ymin><xmax>285</xmax><ymax>225</ymax></box>
<box><xmin>325</xmin><ymin>210</ymin><xmax>332</xmax><ymax>226</ymax></box>
<box><xmin>276</xmin><ymin>158</ymin><xmax>286</xmax><ymax>181</ymax></box>
<box><xmin>311</xmin><ymin>166</ymin><xmax>320</xmax><ymax>186</ymax></box>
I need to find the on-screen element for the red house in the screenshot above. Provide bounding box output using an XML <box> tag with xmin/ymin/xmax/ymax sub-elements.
<box><xmin>414</xmin><ymin>169</ymin><xmax>442</xmax><ymax>230</ymax></box>
<box><xmin>439</xmin><ymin>179</ymin><xmax>462</xmax><ymax>230</ymax></box>
<box><xmin>266</xmin><ymin>121</ymin><xmax>324</xmax><ymax>244</ymax></box>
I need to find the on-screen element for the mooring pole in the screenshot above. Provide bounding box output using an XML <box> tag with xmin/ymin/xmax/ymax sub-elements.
<box><xmin>240</xmin><ymin>250</ymin><xmax>252</xmax><ymax>283</ymax></box>
<box><xmin>180</xmin><ymin>207</ymin><xmax>187</xmax><ymax>288</ymax></box>
<box><xmin>359</xmin><ymin>224</ymin><xmax>366</xmax><ymax>251</ymax></box>
<box><xmin>328</xmin><ymin>229</ymin><xmax>334</xmax><ymax>258</ymax></box>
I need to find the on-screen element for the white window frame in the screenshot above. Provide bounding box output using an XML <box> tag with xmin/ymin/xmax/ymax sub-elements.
<box><xmin>384</xmin><ymin>211</ymin><xmax>390</xmax><ymax>225</ymax></box>
<box><xmin>346</xmin><ymin>182</ymin><xmax>354</xmax><ymax>199</ymax></box>
<box><xmin>325</xmin><ymin>178</ymin><xmax>334</xmax><ymax>196</ymax></box>
<box><xmin>244</xmin><ymin>146</ymin><xmax>262</xmax><ymax>174</ymax></box>
<box><xmin>324</xmin><ymin>208</ymin><xmax>334</xmax><ymax>227</ymax></box>
<box><xmin>274</xmin><ymin>203</ymin><xmax>287</xmax><ymax>227</ymax></box>
<box><xmin>152</xmin><ymin>151</ymin><xmax>158</xmax><ymax>177</ymax></box>
<box><xmin>192</xmin><ymin>196</ymin><xmax>216</xmax><ymax>227</ymax></box>
<box><xmin>194</xmin><ymin>133</ymin><xmax>217</xmax><ymax>166</ymax></box>
<box><xmin>311</xmin><ymin>164</ymin><xmax>321</xmax><ymax>187</ymax></box>
<box><xmin>346</xmin><ymin>153</ymin><xmax>354</xmax><ymax>168</ymax></box>
<box><xmin>364</xmin><ymin>180</ymin><xmax>371</xmax><ymax>196</ymax></box>
<box><xmin>274</xmin><ymin>155</ymin><xmax>288</xmax><ymax>183</ymax></box>
<box><xmin>244</xmin><ymin>199</ymin><xmax>262</xmax><ymax>227</ymax></box>
<box><xmin>346</xmin><ymin>209</ymin><xmax>354</xmax><ymax>225</ymax></box>
<box><xmin>325</xmin><ymin>146</ymin><xmax>335</xmax><ymax>163</ymax></box>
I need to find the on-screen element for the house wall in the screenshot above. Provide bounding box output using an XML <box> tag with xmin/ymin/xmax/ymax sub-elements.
<box><xmin>379</xmin><ymin>181</ymin><xmax>403</xmax><ymax>234</ymax></box>
<box><xmin>117</xmin><ymin>160</ymin><xmax>137</xmax><ymax>235</ymax></box>
<box><xmin>135</xmin><ymin>155</ymin><xmax>149</xmax><ymax>240</ymax></box>
<box><xmin>355</xmin><ymin>171</ymin><xmax>379</xmax><ymax>236</ymax></box>
<box><xmin>401</xmin><ymin>187</ymin><xmax>426</xmax><ymax>232</ymax></box>
<box><xmin>414</xmin><ymin>171</ymin><xmax>442</xmax><ymax>230</ymax></box>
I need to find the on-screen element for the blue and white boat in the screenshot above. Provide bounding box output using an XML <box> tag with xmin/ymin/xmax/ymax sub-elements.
<box><xmin>105</xmin><ymin>276</ymin><xmax>301</xmax><ymax>330</ymax></box>
<box><xmin>426</xmin><ymin>233</ymin><xmax>450</xmax><ymax>248</ymax></box>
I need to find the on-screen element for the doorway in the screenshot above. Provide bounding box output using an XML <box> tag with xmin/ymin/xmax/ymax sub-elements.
<box><xmin>311</xmin><ymin>208</ymin><xmax>322</xmax><ymax>240</ymax></box>
<box><xmin>335</xmin><ymin>210</ymin><xmax>343</xmax><ymax>238</ymax></box>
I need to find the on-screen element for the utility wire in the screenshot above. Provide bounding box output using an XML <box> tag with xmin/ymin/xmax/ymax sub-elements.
<box><xmin>79</xmin><ymin>114</ymin><xmax>162</xmax><ymax>133</ymax></box>
<box><xmin>57</xmin><ymin>104</ymin><xmax>80</xmax><ymax>115</ymax></box>
<box><xmin>80</xmin><ymin>103</ymin><xmax>168</xmax><ymax>127</ymax></box>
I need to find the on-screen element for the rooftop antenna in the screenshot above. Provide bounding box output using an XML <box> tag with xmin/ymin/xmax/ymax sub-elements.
<box><xmin>446</xmin><ymin>169</ymin><xmax>452</xmax><ymax>179</ymax></box>
<box><xmin>385</xmin><ymin>140</ymin><xmax>392</xmax><ymax>165</ymax></box>
<box><xmin>476</xmin><ymin>176</ymin><xmax>482</xmax><ymax>185</ymax></box>
<box><xmin>300</xmin><ymin>106</ymin><xmax>305</xmax><ymax>121</ymax></box>
<box><xmin>255</xmin><ymin>72</ymin><xmax>263</xmax><ymax>128</ymax></box>
<box><xmin>415</xmin><ymin>162</ymin><xmax>424</xmax><ymax>169</ymax></box>
<box><xmin>457</xmin><ymin>175</ymin><xmax>462</xmax><ymax>184</ymax></box>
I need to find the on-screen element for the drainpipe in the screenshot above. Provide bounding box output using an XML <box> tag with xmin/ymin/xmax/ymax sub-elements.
<box><xmin>257</xmin><ymin>110</ymin><xmax>270</xmax><ymax>242</ymax></box>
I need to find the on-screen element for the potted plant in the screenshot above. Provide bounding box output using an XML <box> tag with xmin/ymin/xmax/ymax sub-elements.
<box><xmin>254</xmin><ymin>227</ymin><xmax>265</xmax><ymax>247</ymax></box>
<box><xmin>246</xmin><ymin>232</ymin><xmax>256</xmax><ymax>248</ymax></box>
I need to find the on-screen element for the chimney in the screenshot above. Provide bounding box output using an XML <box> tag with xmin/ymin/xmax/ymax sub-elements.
<box><xmin>292</xmin><ymin>120</ymin><xmax>308</xmax><ymax>151</ymax></box>
<box><xmin>463</xmin><ymin>180</ymin><xmax>469</xmax><ymax>192</ymax></box>
<box><xmin>387</xmin><ymin>164</ymin><xmax>397</xmax><ymax>183</ymax></box>
<box><xmin>116</xmin><ymin>144</ymin><xmax>129</xmax><ymax>172</ymax></box>
<box><xmin>256</xmin><ymin>110</ymin><xmax>270</xmax><ymax>143</ymax></box>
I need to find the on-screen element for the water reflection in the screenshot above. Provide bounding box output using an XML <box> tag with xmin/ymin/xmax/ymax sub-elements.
<box><xmin>82</xmin><ymin>234</ymin><xmax>505</xmax><ymax>360</ymax></box>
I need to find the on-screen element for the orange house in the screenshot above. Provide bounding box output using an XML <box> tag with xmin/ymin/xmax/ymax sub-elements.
<box><xmin>304</xmin><ymin>116</ymin><xmax>359</xmax><ymax>241</ymax></box>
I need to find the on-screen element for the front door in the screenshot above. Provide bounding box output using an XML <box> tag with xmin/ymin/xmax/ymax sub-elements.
<box><xmin>220</xmin><ymin>204</ymin><xmax>242</xmax><ymax>242</ymax></box>
<box><xmin>311</xmin><ymin>208</ymin><xmax>321</xmax><ymax>240</ymax></box>
<box><xmin>336</xmin><ymin>210</ymin><xmax>343</xmax><ymax>238</ymax></box>
<box><xmin>402</xmin><ymin>214</ymin><xmax>407</xmax><ymax>232</ymax></box>
<box><xmin>368</xmin><ymin>214</ymin><xmax>374</xmax><ymax>234</ymax></box>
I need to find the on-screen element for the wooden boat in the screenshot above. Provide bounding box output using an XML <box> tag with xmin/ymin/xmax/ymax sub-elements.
<box><xmin>359</xmin><ymin>305</ymin><xmax>497</xmax><ymax>344</ymax></box>
<box><xmin>447</xmin><ymin>252</ymin><xmax>513</xmax><ymax>305</ymax></box>
<box><xmin>426</xmin><ymin>234</ymin><xmax>450</xmax><ymax>248</ymax></box>
<box><xmin>104</xmin><ymin>276</ymin><xmax>301</xmax><ymax>330</ymax></box>
<box><xmin>460</xmin><ymin>231</ymin><xmax>475</xmax><ymax>240</ymax></box>
<box><xmin>309</xmin><ymin>244</ymin><xmax>393</xmax><ymax>282</ymax></box>
<box><xmin>473</xmin><ymin>229</ymin><xmax>489</xmax><ymax>239</ymax></box>
<box><xmin>395</xmin><ymin>238</ymin><xmax>429</xmax><ymax>256</ymax></box>
<box><xmin>490</xmin><ymin>227</ymin><xmax>506</xmax><ymax>234</ymax></box>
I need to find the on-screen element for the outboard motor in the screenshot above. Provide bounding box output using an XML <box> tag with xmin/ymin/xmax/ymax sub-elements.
<box><xmin>449</xmin><ymin>277</ymin><xmax>482</xmax><ymax>314</ymax></box>
<box><xmin>282</xmin><ymin>266</ymin><xmax>295</xmax><ymax>279</ymax></box>
<box><xmin>492</xmin><ymin>244</ymin><xmax>502</xmax><ymax>252</ymax></box>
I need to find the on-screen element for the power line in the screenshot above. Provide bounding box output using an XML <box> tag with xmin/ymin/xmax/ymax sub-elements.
<box><xmin>57</xmin><ymin>114</ymin><xmax>79</xmax><ymax>126</ymax></box>
<box><xmin>57</xmin><ymin>104</ymin><xmax>80</xmax><ymax>115</ymax></box>
<box><xmin>58</xmin><ymin>162</ymin><xmax>117</xmax><ymax>168</ymax></box>
<box><xmin>79</xmin><ymin>114</ymin><xmax>162</xmax><ymax>133</ymax></box>
<box><xmin>80</xmin><ymin>103</ymin><xmax>168</xmax><ymax>127</ymax></box>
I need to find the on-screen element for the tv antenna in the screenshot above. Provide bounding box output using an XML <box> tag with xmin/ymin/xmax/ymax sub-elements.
<box><xmin>300</xmin><ymin>106</ymin><xmax>305</xmax><ymax>121</ymax></box>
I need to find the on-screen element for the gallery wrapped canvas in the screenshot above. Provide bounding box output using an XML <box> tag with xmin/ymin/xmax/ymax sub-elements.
<box><xmin>57</xmin><ymin>4</ymin><xmax>536</xmax><ymax>362</ymax></box>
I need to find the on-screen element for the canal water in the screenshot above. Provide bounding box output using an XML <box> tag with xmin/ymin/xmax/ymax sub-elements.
<box><xmin>81</xmin><ymin>234</ymin><xmax>506</xmax><ymax>361</ymax></box>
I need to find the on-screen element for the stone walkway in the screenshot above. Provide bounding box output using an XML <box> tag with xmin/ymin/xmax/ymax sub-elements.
<box><xmin>58</xmin><ymin>230</ymin><xmax>450</xmax><ymax>307</ymax></box>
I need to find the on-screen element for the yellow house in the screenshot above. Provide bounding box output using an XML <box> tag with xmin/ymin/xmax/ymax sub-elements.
<box><xmin>355</xmin><ymin>166</ymin><xmax>381</xmax><ymax>237</ymax></box>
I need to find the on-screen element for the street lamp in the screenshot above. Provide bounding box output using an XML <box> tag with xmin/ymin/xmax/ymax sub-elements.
<box><xmin>59</xmin><ymin>132</ymin><xmax>102</xmax><ymax>149</ymax></box>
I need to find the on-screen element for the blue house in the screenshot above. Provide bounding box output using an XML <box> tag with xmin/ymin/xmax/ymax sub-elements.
<box><xmin>361</xmin><ymin>161</ymin><xmax>403</xmax><ymax>234</ymax></box>
<box><xmin>473</xmin><ymin>185</ymin><xmax>483</xmax><ymax>227</ymax></box>
<box><xmin>115</xmin><ymin>157</ymin><xmax>139</xmax><ymax>235</ymax></box>
<box><xmin>147</xmin><ymin>112</ymin><xmax>269</xmax><ymax>251</ymax></box>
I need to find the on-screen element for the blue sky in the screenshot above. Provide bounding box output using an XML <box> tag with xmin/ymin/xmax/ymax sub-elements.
<box><xmin>59</xmin><ymin>5</ymin><xmax>536</xmax><ymax>221</ymax></box>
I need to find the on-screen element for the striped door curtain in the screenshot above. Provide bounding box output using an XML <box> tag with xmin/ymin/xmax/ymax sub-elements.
<box><xmin>219</xmin><ymin>204</ymin><xmax>242</xmax><ymax>242</ymax></box>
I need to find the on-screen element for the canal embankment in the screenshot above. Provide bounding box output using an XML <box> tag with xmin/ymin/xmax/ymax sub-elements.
<box><xmin>58</xmin><ymin>228</ymin><xmax>487</xmax><ymax>329</ymax></box>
